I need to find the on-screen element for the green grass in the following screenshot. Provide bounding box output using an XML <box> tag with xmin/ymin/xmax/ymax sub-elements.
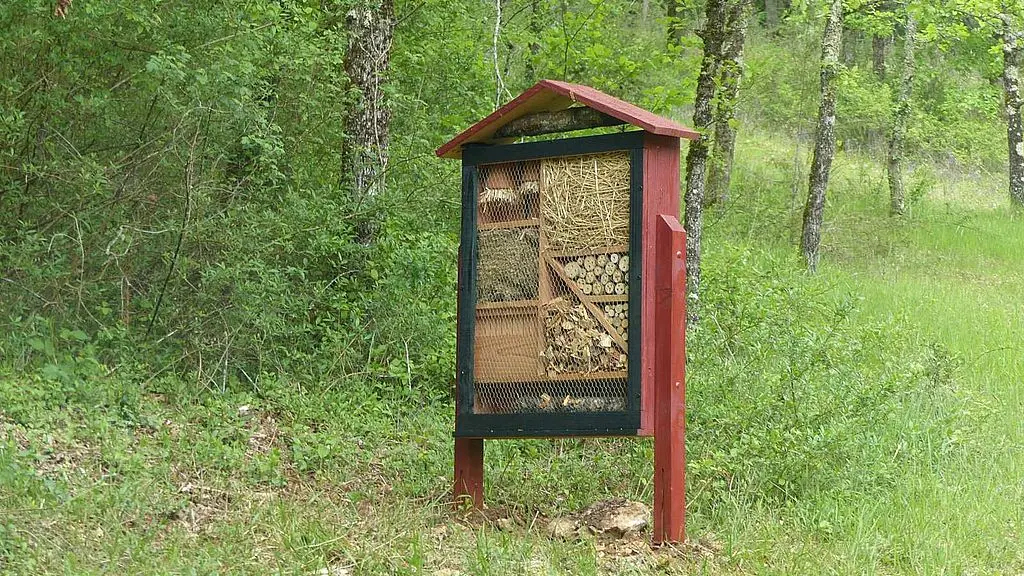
<box><xmin>3</xmin><ymin>132</ymin><xmax>1023</xmax><ymax>574</ymax></box>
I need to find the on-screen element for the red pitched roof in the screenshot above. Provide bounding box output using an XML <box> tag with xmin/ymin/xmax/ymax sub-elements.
<box><xmin>436</xmin><ymin>80</ymin><xmax>699</xmax><ymax>159</ymax></box>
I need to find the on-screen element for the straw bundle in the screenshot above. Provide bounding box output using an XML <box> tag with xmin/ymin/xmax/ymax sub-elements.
<box><xmin>541</xmin><ymin>152</ymin><xmax>630</xmax><ymax>252</ymax></box>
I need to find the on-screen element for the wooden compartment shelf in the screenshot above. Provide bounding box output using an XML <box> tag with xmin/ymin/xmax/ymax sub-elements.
<box><xmin>547</xmin><ymin>371</ymin><xmax>628</xmax><ymax>381</ymax></box>
<box><xmin>586</xmin><ymin>295</ymin><xmax>629</xmax><ymax>303</ymax></box>
<box><xmin>472</xmin><ymin>155</ymin><xmax>632</xmax><ymax>388</ymax></box>
<box><xmin>547</xmin><ymin>244</ymin><xmax>629</xmax><ymax>258</ymax></box>
<box><xmin>477</xmin><ymin>299</ymin><xmax>539</xmax><ymax>311</ymax></box>
<box><xmin>478</xmin><ymin>219</ymin><xmax>541</xmax><ymax>231</ymax></box>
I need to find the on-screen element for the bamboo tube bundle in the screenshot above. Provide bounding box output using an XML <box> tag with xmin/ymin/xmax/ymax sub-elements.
<box><xmin>480</xmin><ymin>163</ymin><xmax>530</xmax><ymax>221</ymax></box>
<box><xmin>542</xmin><ymin>298</ymin><xmax>627</xmax><ymax>376</ymax></box>
<box><xmin>541</xmin><ymin>153</ymin><xmax>630</xmax><ymax>252</ymax></box>
<box><xmin>518</xmin><ymin>161</ymin><xmax>540</xmax><ymax>218</ymax></box>
<box><xmin>519</xmin><ymin>161</ymin><xmax>540</xmax><ymax>193</ymax></box>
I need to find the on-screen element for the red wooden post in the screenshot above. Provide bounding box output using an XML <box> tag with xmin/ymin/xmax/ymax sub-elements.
<box><xmin>454</xmin><ymin>437</ymin><xmax>484</xmax><ymax>508</ymax></box>
<box><xmin>639</xmin><ymin>133</ymin><xmax>681</xmax><ymax>436</ymax></box>
<box><xmin>652</xmin><ymin>214</ymin><xmax>687</xmax><ymax>544</ymax></box>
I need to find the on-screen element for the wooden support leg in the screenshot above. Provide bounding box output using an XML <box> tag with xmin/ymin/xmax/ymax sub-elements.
<box><xmin>454</xmin><ymin>437</ymin><xmax>484</xmax><ymax>508</ymax></box>
<box><xmin>653</xmin><ymin>214</ymin><xmax>687</xmax><ymax>545</ymax></box>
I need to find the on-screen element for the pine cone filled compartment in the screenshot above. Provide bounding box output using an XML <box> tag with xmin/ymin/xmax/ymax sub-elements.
<box><xmin>541</xmin><ymin>297</ymin><xmax>626</xmax><ymax>376</ymax></box>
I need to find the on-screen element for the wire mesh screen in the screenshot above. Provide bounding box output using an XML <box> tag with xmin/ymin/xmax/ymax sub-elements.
<box><xmin>472</xmin><ymin>152</ymin><xmax>632</xmax><ymax>415</ymax></box>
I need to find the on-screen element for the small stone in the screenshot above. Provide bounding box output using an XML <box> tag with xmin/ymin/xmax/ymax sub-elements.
<box><xmin>581</xmin><ymin>499</ymin><xmax>649</xmax><ymax>536</ymax></box>
<box><xmin>547</xmin><ymin>517</ymin><xmax>579</xmax><ymax>540</ymax></box>
<box><xmin>496</xmin><ymin>518</ymin><xmax>513</xmax><ymax>531</ymax></box>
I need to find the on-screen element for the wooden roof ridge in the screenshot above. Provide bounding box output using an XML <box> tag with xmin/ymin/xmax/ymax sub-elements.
<box><xmin>436</xmin><ymin>80</ymin><xmax>699</xmax><ymax>159</ymax></box>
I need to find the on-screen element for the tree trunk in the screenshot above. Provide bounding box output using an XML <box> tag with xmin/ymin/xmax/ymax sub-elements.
<box><xmin>842</xmin><ymin>25</ymin><xmax>858</xmax><ymax>66</ymax></box>
<box><xmin>526</xmin><ymin>0</ymin><xmax>541</xmax><ymax>80</ymax></box>
<box><xmin>765</xmin><ymin>0</ymin><xmax>779</xmax><ymax>30</ymax></box>
<box><xmin>801</xmin><ymin>0</ymin><xmax>843</xmax><ymax>272</ymax></box>
<box><xmin>1001</xmin><ymin>14</ymin><xmax>1024</xmax><ymax>207</ymax></box>
<box><xmin>683</xmin><ymin>0</ymin><xmax>728</xmax><ymax>317</ymax></box>
<box><xmin>887</xmin><ymin>13</ymin><xmax>915</xmax><ymax>216</ymax></box>
<box><xmin>666</xmin><ymin>0</ymin><xmax>685</xmax><ymax>47</ymax></box>
<box><xmin>706</xmin><ymin>0</ymin><xmax>750</xmax><ymax>207</ymax></box>
<box><xmin>872</xmin><ymin>33</ymin><xmax>891</xmax><ymax>80</ymax></box>
<box><xmin>342</xmin><ymin>0</ymin><xmax>395</xmax><ymax>200</ymax></box>
<box><xmin>871</xmin><ymin>0</ymin><xmax>893</xmax><ymax>80</ymax></box>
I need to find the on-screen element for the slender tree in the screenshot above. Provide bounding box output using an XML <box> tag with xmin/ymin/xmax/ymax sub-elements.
<box><xmin>871</xmin><ymin>0</ymin><xmax>893</xmax><ymax>80</ymax></box>
<box><xmin>887</xmin><ymin>11</ymin><xmax>916</xmax><ymax>215</ymax></box>
<box><xmin>766</xmin><ymin>0</ymin><xmax>780</xmax><ymax>29</ymax></box>
<box><xmin>841</xmin><ymin>25</ymin><xmax>858</xmax><ymax>65</ymax></box>
<box><xmin>342</xmin><ymin>0</ymin><xmax>396</xmax><ymax>200</ymax></box>
<box><xmin>801</xmin><ymin>0</ymin><xmax>844</xmax><ymax>272</ymax></box>
<box><xmin>684</xmin><ymin>0</ymin><xmax>729</xmax><ymax>315</ymax></box>
<box><xmin>666</xmin><ymin>0</ymin><xmax>686</xmax><ymax>46</ymax></box>
<box><xmin>1000</xmin><ymin>12</ymin><xmax>1024</xmax><ymax>206</ymax></box>
<box><xmin>706</xmin><ymin>0</ymin><xmax>751</xmax><ymax>206</ymax></box>
<box><xmin>526</xmin><ymin>0</ymin><xmax>542</xmax><ymax>80</ymax></box>
<box><xmin>872</xmin><ymin>34</ymin><xmax>891</xmax><ymax>78</ymax></box>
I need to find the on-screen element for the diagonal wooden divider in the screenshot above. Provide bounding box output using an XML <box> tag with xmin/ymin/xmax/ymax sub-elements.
<box><xmin>543</xmin><ymin>253</ymin><xmax>628</xmax><ymax>354</ymax></box>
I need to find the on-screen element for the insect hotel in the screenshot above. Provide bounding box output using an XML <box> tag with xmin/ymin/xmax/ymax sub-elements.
<box><xmin>437</xmin><ymin>80</ymin><xmax>697</xmax><ymax>543</ymax></box>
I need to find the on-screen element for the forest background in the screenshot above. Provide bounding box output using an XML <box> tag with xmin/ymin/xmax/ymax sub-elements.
<box><xmin>1</xmin><ymin>0</ymin><xmax>1023</xmax><ymax>573</ymax></box>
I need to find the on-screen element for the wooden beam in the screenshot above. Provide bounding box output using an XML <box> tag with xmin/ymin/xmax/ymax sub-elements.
<box><xmin>652</xmin><ymin>214</ymin><xmax>687</xmax><ymax>545</ymax></box>
<box><xmin>454</xmin><ymin>437</ymin><xmax>484</xmax><ymax>508</ymax></box>
<box><xmin>494</xmin><ymin>107</ymin><xmax>627</xmax><ymax>139</ymax></box>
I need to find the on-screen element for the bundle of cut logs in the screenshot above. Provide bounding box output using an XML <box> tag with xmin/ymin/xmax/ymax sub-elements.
<box><xmin>603</xmin><ymin>303</ymin><xmax>629</xmax><ymax>340</ymax></box>
<box><xmin>542</xmin><ymin>297</ymin><xmax>627</xmax><ymax>375</ymax></box>
<box><xmin>561</xmin><ymin>252</ymin><xmax>629</xmax><ymax>296</ymax></box>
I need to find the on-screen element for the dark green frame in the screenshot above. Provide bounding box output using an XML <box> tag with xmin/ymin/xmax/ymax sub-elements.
<box><xmin>456</xmin><ymin>131</ymin><xmax>644</xmax><ymax>438</ymax></box>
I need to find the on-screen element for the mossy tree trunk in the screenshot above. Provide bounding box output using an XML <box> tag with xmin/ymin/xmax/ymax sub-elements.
<box><xmin>1001</xmin><ymin>13</ymin><xmax>1024</xmax><ymax>207</ymax></box>
<box><xmin>683</xmin><ymin>0</ymin><xmax>728</xmax><ymax>318</ymax></box>
<box><xmin>801</xmin><ymin>0</ymin><xmax>843</xmax><ymax>272</ymax></box>
<box><xmin>887</xmin><ymin>12</ymin><xmax>915</xmax><ymax>216</ymax></box>
<box><xmin>342</xmin><ymin>0</ymin><xmax>395</xmax><ymax>201</ymax></box>
<box><xmin>706</xmin><ymin>0</ymin><xmax>751</xmax><ymax>207</ymax></box>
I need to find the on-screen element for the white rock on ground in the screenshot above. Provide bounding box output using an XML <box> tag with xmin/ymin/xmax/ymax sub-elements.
<box><xmin>546</xmin><ymin>516</ymin><xmax>580</xmax><ymax>540</ymax></box>
<box><xmin>581</xmin><ymin>498</ymin><xmax>650</xmax><ymax>536</ymax></box>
